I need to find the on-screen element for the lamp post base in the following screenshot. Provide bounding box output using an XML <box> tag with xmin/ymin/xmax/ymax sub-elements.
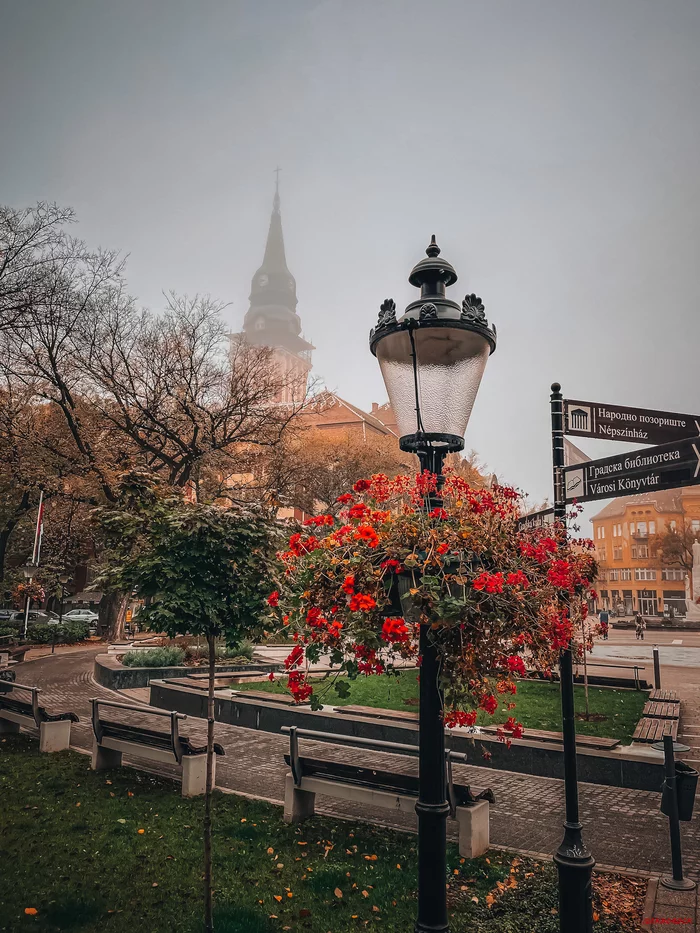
<box><xmin>660</xmin><ymin>876</ymin><xmax>696</xmax><ymax>891</ymax></box>
<box><xmin>554</xmin><ymin>823</ymin><xmax>595</xmax><ymax>933</ymax></box>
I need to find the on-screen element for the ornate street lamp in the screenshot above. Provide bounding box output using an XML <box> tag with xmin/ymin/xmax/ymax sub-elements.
<box><xmin>370</xmin><ymin>236</ymin><xmax>496</xmax><ymax>933</ymax></box>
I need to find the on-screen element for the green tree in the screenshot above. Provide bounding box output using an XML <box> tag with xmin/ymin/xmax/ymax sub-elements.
<box><xmin>95</xmin><ymin>471</ymin><xmax>280</xmax><ymax>932</ymax></box>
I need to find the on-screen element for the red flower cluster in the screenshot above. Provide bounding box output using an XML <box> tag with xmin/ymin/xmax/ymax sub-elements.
<box><xmin>504</xmin><ymin>655</ymin><xmax>527</xmax><ymax>676</ymax></box>
<box><xmin>342</xmin><ymin>575</ymin><xmax>355</xmax><ymax>594</ymax></box>
<box><xmin>336</xmin><ymin>493</ymin><xmax>354</xmax><ymax>504</ymax></box>
<box><xmin>381</xmin><ymin>617</ymin><xmax>410</xmax><ymax>644</ymax></box>
<box><xmin>472</xmin><ymin>571</ymin><xmax>505</xmax><ymax>593</ymax></box>
<box><xmin>354</xmin><ymin>525</ymin><xmax>380</xmax><ymax>547</ymax></box>
<box><xmin>353</xmin><ymin>644</ymin><xmax>385</xmax><ymax>675</ymax></box>
<box><xmin>479</xmin><ymin>694</ymin><xmax>498</xmax><ymax>715</ymax></box>
<box><xmin>429</xmin><ymin>507</ymin><xmax>448</xmax><ymax>520</ymax></box>
<box><xmin>436</xmin><ymin>542</ymin><xmax>449</xmax><ymax>555</ymax></box>
<box><xmin>497</xmin><ymin>716</ymin><xmax>524</xmax><ymax>747</ymax></box>
<box><xmin>505</xmin><ymin>570</ymin><xmax>530</xmax><ymax>589</ymax></box>
<box><xmin>353</xmin><ymin>479</ymin><xmax>371</xmax><ymax>492</ymax></box>
<box><xmin>444</xmin><ymin>709</ymin><xmax>478</xmax><ymax>729</ymax></box>
<box><xmin>349</xmin><ymin>593</ymin><xmax>377</xmax><ymax>612</ymax></box>
<box><xmin>284</xmin><ymin>645</ymin><xmax>304</xmax><ymax>670</ymax></box>
<box><xmin>380</xmin><ymin>558</ymin><xmax>403</xmax><ymax>573</ymax></box>
<box><xmin>303</xmin><ymin>514</ymin><xmax>334</xmax><ymax>527</ymax></box>
<box><xmin>267</xmin><ymin>590</ymin><xmax>280</xmax><ymax>607</ymax></box>
<box><xmin>288</xmin><ymin>533</ymin><xmax>320</xmax><ymax>556</ymax></box>
<box><xmin>519</xmin><ymin>536</ymin><xmax>558</xmax><ymax>564</ymax></box>
<box><xmin>287</xmin><ymin>670</ymin><xmax>313</xmax><ymax>703</ymax></box>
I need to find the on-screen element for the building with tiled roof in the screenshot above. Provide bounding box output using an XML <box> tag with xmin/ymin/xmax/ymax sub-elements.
<box><xmin>590</xmin><ymin>487</ymin><xmax>700</xmax><ymax>617</ymax></box>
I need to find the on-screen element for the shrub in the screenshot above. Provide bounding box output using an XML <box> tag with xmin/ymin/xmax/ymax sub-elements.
<box><xmin>121</xmin><ymin>646</ymin><xmax>185</xmax><ymax>668</ymax></box>
<box><xmin>223</xmin><ymin>638</ymin><xmax>254</xmax><ymax>661</ymax></box>
<box><xmin>0</xmin><ymin>624</ymin><xmax>20</xmax><ymax>639</ymax></box>
<box><xmin>28</xmin><ymin>621</ymin><xmax>90</xmax><ymax>645</ymax></box>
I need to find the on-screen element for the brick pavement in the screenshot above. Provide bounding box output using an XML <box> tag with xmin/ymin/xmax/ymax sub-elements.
<box><xmin>13</xmin><ymin>646</ymin><xmax>700</xmax><ymax>885</ymax></box>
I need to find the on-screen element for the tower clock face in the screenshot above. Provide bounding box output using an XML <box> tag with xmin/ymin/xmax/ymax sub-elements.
<box><xmin>258</xmin><ymin>274</ymin><xmax>268</xmax><ymax>287</ymax></box>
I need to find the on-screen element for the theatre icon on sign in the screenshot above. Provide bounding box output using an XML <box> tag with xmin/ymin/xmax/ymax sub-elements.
<box><xmin>568</xmin><ymin>406</ymin><xmax>591</xmax><ymax>432</ymax></box>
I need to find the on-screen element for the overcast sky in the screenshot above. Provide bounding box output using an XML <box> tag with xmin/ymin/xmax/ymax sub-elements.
<box><xmin>2</xmin><ymin>0</ymin><xmax>699</xmax><ymax>518</ymax></box>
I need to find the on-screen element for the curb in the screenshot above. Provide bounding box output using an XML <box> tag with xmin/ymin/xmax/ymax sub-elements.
<box><xmin>642</xmin><ymin>877</ymin><xmax>659</xmax><ymax>926</ymax></box>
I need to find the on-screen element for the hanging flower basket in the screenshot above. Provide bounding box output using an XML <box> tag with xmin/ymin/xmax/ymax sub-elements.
<box><xmin>268</xmin><ymin>470</ymin><xmax>597</xmax><ymax>736</ymax></box>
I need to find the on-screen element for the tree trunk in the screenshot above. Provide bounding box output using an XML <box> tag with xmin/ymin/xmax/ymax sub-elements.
<box><xmin>204</xmin><ymin>632</ymin><xmax>216</xmax><ymax>932</ymax></box>
<box><xmin>102</xmin><ymin>591</ymin><xmax>129</xmax><ymax>641</ymax></box>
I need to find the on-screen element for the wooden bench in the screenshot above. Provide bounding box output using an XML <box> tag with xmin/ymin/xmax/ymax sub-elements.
<box><xmin>642</xmin><ymin>701</ymin><xmax>680</xmax><ymax>720</ymax></box>
<box><xmin>480</xmin><ymin>725</ymin><xmax>620</xmax><ymax>750</ymax></box>
<box><xmin>282</xmin><ymin>727</ymin><xmax>494</xmax><ymax>859</ymax></box>
<box><xmin>648</xmin><ymin>690</ymin><xmax>680</xmax><ymax>704</ymax></box>
<box><xmin>632</xmin><ymin>717</ymin><xmax>679</xmax><ymax>744</ymax></box>
<box><xmin>0</xmin><ymin>681</ymin><xmax>78</xmax><ymax>751</ymax></box>
<box><xmin>90</xmin><ymin>698</ymin><xmax>224</xmax><ymax>796</ymax></box>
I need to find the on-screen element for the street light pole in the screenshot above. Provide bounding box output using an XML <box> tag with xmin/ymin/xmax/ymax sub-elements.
<box><xmin>370</xmin><ymin>238</ymin><xmax>496</xmax><ymax>933</ymax></box>
<box><xmin>551</xmin><ymin>383</ymin><xmax>595</xmax><ymax>933</ymax></box>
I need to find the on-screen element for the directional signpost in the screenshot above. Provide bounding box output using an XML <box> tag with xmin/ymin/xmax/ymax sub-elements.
<box><xmin>564</xmin><ymin>399</ymin><xmax>700</xmax><ymax>446</ymax></box>
<box><xmin>517</xmin><ymin>507</ymin><xmax>555</xmax><ymax>531</ymax></box>
<box><xmin>563</xmin><ymin>436</ymin><xmax>700</xmax><ymax>504</ymax></box>
<box><xmin>548</xmin><ymin>388</ymin><xmax>700</xmax><ymax>933</ymax></box>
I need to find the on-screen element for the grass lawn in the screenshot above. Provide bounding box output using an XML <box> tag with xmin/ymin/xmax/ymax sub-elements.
<box><xmin>246</xmin><ymin>672</ymin><xmax>646</xmax><ymax>745</ymax></box>
<box><xmin>0</xmin><ymin>735</ymin><xmax>641</xmax><ymax>932</ymax></box>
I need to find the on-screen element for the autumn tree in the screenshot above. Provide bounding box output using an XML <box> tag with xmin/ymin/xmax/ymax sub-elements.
<box><xmin>656</xmin><ymin>524</ymin><xmax>699</xmax><ymax>575</ymax></box>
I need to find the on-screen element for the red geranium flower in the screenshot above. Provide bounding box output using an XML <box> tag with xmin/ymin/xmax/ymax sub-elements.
<box><xmin>349</xmin><ymin>593</ymin><xmax>376</xmax><ymax>612</ymax></box>
<box><xmin>267</xmin><ymin>590</ymin><xmax>280</xmax><ymax>607</ymax></box>
<box><xmin>342</xmin><ymin>575</ymin><xmax>355</xmax><ymax>594</ymax></box>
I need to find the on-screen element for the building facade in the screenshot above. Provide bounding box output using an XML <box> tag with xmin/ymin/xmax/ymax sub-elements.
<box><xmin>591</xmin><ymin>488</ymin><xmax>700</xmax><ymax>616</ymax></box>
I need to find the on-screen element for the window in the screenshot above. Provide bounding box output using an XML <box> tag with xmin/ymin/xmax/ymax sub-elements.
<box><xmin>630</xmin><ymin>522</ymin><xmax>635</xmax><ymax>535</ymax></box>
<box><xmin>662</xmin><ymin>569</ymin><xmax>685</xmax><ymax>581</ymax></box>
<box><xmin>621</xmin><ymin>569</ymin><xmax>632</xmax><ymax>581</ymax></box>
<box><xmin>670</xmin><ymin>520</ymin><xmax>677</xmax><ymax>532</ymax></box>
<box><xmin>613</xmin><ymin>546</ymin><xmax>623</xmax><ymax>560</ymax></box>
<box><xmin>693</xmin><ymin>520</ymin><xmax>700</xmax><ymax>533</ymax></box>
<box><xmin>597</xmin><ymin>570</ymin><xmax>606</xmax><ymax>582</ymax></box>
<box><xmin>597</xmin><ymin>526</ymin><xmax>605</xmax><ymax>540</ymax></box>
<box><xmin>612</xmin><ymin>523</ymin><xmax>622</xmax><ymax>537</ymax></box>
<box><xmin>649</xmin><ymin>521</ymin><xmax>656</xmax><ymax>535</ymax></box>
<box><xmin>631</xmin><ymin>545</ymin><xmax>649</xmax><ymax>559</ymax></box>
<box><xmin>608</xmin><ymin>570</ymin><xmax>619</xmax><ymax>581</ymax></box>
<box><xmin>634</xmin><ymin>568</ymin><xmax>657</xmax><ymax>581</ymax></box>
<box><xmin>636</xmin><ymin>521</ymin><xmax>648</xmax><ymax>536</ymax></box>
<box><xmin>597</xmin><ymin>547</ymin><xmax>606</xmax><ymax>561</ymax></box>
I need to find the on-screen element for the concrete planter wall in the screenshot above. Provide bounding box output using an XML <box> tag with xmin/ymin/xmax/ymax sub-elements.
<box><xmin>149</xmin><ymin>679</ymin><xmax>665</xmax><ymax>794</ymax></box>
<box><xmin>94</xmin><ymin>653</ymin><xmax>280</xmax><ymax>691</ymax></box>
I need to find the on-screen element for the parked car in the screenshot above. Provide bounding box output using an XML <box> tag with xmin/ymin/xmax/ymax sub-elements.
<box><xmin>0</xmin><ymin>609</ymin><xmax>14</xmax><ymax>622</ymax></box>
<box><xmin>62</xmin><ymin>609</ymin><xmax>99</xmax><ymax>624</ymax></box>
<box><xmin>8</xmin><ymin>610</ymin><xmax>60</xmax><ymax>625</ymax></box>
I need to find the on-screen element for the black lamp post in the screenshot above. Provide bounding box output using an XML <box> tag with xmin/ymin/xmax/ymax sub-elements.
<box><xmin>370</xmin><ymin>237</ymin><xmax>496</xmax><ymax>933</ymax></box>
<box><xmin>56</xmin><ymin>574</ymin><xmax>70</xmax><ymax>654</ymax></box>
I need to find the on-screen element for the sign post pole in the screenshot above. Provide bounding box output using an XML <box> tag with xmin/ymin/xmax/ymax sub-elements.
<box><xmin>551</xmin><ymin>384</ymin><xmax>595</xmax><ymax>933</ymax></box>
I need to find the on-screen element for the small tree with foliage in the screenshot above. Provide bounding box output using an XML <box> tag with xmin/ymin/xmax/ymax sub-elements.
<box><xmin>95</xmin><ymin>471</ymin><xmax>280</xmax><ymax>932</ymax></box>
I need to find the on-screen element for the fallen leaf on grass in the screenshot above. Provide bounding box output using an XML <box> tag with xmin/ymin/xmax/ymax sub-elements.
<box><xmin>274</xmin><ymin>895</ymin><xmax>282</xmax><ymax>903</ymax></box>
<box><xmin>138</xmin><ymin>829</ymin><xmax>145</xmax><ymax>835</ymax></box>
<box><xmin>267</xmin><ymin>847</ymin><xmax>274</xmax><ymax>855</ymax></box>
<box><xmin>485</xmin><ymin>894</ymin><xmax>495</xmax><ymax>907</ymax></box>
<box><xmin>334</xmin><ymin>888</ymin><xmax>343</xmax><ymax>898</ymax></box>
<box><xmin>361</xmin><ymin>890</ymin><xmax>368</xmax><ymax>898</ymax></box>
<box><xmin>372</xmin><ymin>906</ymin><xmax>380</xmax><ymax>913</ymax></box>
<box><xmin>24</xmin><ymin>908</ymin><xmax>38</xmax><ymax>916</ymax></box>
<box><xmin>117</xmin><ymin>819</ymin><xmax>126</xmax><ymax>824</ymax></box>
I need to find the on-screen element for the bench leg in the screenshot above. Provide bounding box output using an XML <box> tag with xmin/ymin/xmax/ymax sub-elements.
<box><xmin>181</xmin><ymin>754</ymin><xmax>210</xmax><ymax>797</ymax></box>
<box><xmin>456</xmin><ymin>800</ymin><xmax>489</xmax><ymax>859</ymax></box>
<box><xmin>283</xmin><ymin>772</ymin><xmax>316</xmax><ymax>824</ymax></box>
<box><xmin>91</xmin><ymin>739</ymin><xmax>122</xmax><ymax>771</ymax></box>
<box><xmin>0</xmin><ymin>718</ymin><xmax>20</xmax><ymax>734</ymax></box>
<box><xmin>39</xmin><ymin>720</ymin><xmax>72</xmax><ymax>753</ymax></box>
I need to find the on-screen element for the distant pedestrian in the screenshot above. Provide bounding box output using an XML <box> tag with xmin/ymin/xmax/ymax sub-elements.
<box><xmin>634</xmin><ymin>612</ymin><xmax>646</xmax><ymax>640</ymax></box>
<box><xmin>599</xmin><ymin>609</ymin><xmax>609</xmax><ymax>639</ymax></box>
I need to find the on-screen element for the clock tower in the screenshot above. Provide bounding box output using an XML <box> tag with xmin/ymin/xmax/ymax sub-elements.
<box><xmin>242</xmin><ymin>180</ymin><xmax>313</xmax><ymax>403</ymax></box>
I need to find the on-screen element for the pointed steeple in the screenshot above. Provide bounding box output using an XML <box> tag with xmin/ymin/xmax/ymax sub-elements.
<box><xmin>247</xmin><ymin>179</ymin><xmax>298</xmax><ymax>317</ymax></box>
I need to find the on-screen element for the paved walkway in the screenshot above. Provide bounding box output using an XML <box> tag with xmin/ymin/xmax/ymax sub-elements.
<box><xmin>13</xmin><ymin>645</ymin><xmax>700</xmax><ymax>887</ymax></box>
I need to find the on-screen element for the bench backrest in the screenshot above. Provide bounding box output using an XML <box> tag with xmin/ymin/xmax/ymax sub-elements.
<box><xmin>0</xmin><ymin>681</ymin><xmax>42</xmax><ymax>726</ymax></box>
<box><xmin>284</xmin><ymin>726</ymin><xmax>494</xmax><ymax>817</ymax></box>
<box><xmin>91</xmin><ymin>698</ymin><xmax>187</xmax><ymax>763</ymax></box>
